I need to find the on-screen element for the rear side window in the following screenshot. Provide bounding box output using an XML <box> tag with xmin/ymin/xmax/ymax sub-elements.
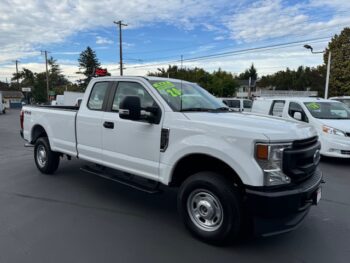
<box><xmin>270</xmin><ymin>100</ymin><xmax>285</xmax><ymax>117</ymax></box>
<box><xmin>226</xmin><ymin>99</ymin><xmax>240</xmax><ymax>108</ymax></box>
<box><xmin>88</xmin><ymin>82</ymin><xmax>109</xmax><ymax>110</ymax></box>
<box><xmin>243</xmin><ymin>100</ymin><xmax>252</xmax><ymax>109</ymax></box>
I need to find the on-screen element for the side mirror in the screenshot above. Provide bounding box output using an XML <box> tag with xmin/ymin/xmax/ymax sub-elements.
<box><xmin>119</xmin><ymin>96</ymin><xmax>141</xmax><ymax>121</ymax></box>
<box><xmin>293</xmin><ymin>111</ymin><xmax>302</xmax><ymax>121</ymax></box>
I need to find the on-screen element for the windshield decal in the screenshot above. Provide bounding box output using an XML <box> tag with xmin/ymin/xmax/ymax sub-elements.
<box><xmin>153</xmin><ymin>81</ymin><xmax>182</xmax><ymax>97</ymax></box>
<box><xmin>306</xmin><ymin>102</ymin><xmax>320</xmax><ymax>110</ymax></box>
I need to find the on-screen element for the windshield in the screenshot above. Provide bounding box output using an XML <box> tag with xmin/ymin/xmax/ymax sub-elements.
<box><xmin>149</xmin><ymin>80</ymin><xmax>228</xmax><ymax>112</ymax></box>
<box><xmin>304</xmin><ymin>101</ymin><xmax>350</xmax><ymax>119</ymax></box>
<box><xmin>338</xmin><ymin>99</ymin><xmax>350</xmax><ymax>108</ymax></box>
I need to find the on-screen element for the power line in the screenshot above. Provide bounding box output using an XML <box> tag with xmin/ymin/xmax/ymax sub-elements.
<box><xmin>125</xmin><ymin>36</ymin><xmax>331</xmax><ymax>69</ymax></box>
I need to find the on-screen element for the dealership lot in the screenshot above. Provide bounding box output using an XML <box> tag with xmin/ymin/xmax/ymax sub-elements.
<box><xmin>0</xmin><ymin>109</ymin><xmax>349</xmax><ymax>263</ymax></box>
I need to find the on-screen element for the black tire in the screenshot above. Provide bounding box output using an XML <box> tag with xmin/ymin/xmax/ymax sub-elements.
<box><xmin>34</xmin><ymin>137</ymin><xmax>60</xmax><ymax>174</ymax></box>
<box><xmin>178</xmin><ymin>172</ymin><xmax>241</xmax><ymax>245</ymax></box>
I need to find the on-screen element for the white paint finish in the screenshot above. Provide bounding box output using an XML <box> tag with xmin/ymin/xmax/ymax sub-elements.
<box><xmin>22</xmin><ymin>76</ymin><xmax>322</xmax><ymax>188</ymax></box>
<box><xmin>252</xmin><ymin>97</ymin><xmax>350</xmax><ymax>158</ymax></box>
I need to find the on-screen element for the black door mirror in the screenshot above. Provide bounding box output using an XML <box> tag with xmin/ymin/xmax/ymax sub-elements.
<box><xmin>119</xmin><ymin>96</ymin><xmax>141</xmax><ymax>121</ymax></box>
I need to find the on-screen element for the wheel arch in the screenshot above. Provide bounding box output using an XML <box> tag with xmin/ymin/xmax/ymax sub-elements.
<box><xmin>169</xmin><ymin>153</ymin><xmax>244</xmax><ymax>190</ymax></box>
<box><xmin>31</xmin><ymin>124</ymin><xmax>48</xmax><ymax>144</ymax></box>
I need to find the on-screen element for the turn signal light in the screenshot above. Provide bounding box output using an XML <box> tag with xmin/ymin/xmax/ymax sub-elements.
<box><xmin>256</xmin><ymin>144</ymin><xmax>269</xmax><ymax>160</ymax></box>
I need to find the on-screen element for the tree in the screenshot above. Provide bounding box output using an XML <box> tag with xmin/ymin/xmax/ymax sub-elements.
<box><xmin>324</xmin><ymin>27</ymin><xmax>350</xmax><ymax>96</ymax></box>
<box><xmin>77</xmin><ymin>46</ymin><xmax>101</xmax><ymax>89</ymax></box>
<box><xmin>238</xmin><ymin>63</ymin><xmax>257</xmax><ymax>80</ymax></box>
<box><xmin>148</xmin><ymin>65</ymin><xmax>237</xmax><ymax>97</ymax></box>
<box><xmin>48</xmin><ymin>56</ymin><xmax>70</xmax><ymax>88</ymax></box>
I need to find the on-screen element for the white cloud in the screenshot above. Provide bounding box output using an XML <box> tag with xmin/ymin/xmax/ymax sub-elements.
<box><xmin>96</xmin><ymin>36</ymin><xmax>113</xmax><ymax>45</ymax></box>
<box><xmin>225</xmin><ymin>0</ymin><xmax>350</xmax><ymax>42</ymax></box>
<box><xmin>0</xmin><ymin>0</ymin><xmax>230</xmax><ymax>63</ymax></box>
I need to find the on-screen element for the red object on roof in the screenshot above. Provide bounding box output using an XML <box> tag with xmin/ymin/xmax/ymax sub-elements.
<box><xmin>95</xmin><ymin>68</ymin><xmax>108</xmax><ymax>76</ymax></box>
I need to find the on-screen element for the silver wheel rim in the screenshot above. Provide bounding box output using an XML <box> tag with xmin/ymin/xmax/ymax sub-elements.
<box><xmin>36</xmin><ymin>145</ymin><xmax>47</xmax><ymax>168</ymax></box>
<box><xmin>187</xmin><ymin>189</ymin><xmax>223</xmax><ymax>232</ymax></box>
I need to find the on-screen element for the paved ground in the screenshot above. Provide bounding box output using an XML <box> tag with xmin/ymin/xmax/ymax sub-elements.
<box><xmin>0</xmin><ymin>109</ymin><xmax>349</xmax><ymax>263</ymax></box>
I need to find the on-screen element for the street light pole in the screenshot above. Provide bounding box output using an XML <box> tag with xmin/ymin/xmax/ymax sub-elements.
<box><xmin>303</xmin><ymin>44</ymin><xmax>331</xmax><ymax>99</ymax></box>
<box><xmin>113</xmin><ymin>20</ymin><xmax>127</xmax><ymax>76</ymax></box>
<box><xmin>325</xmin><ymin>51</ymin><xmax>331</xmax><ymax>99</ymax></box>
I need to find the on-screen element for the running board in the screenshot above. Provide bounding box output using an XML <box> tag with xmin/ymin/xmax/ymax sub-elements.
<box><xmin>80</xmin><ymin>165</ymin><xmax>161</xmax><ymax>194</ymax></box>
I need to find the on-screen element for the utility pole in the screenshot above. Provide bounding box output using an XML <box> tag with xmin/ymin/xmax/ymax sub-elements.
<box><xmin>113</xmin><ymin>20</ymin><xmax>127</xmax><ymax>76</ymax></box>
<box><xmin>14</xmin><ymin>60</ymin><xmax>19</xmax><ymax>88</ymax></box>
<box><xmin>41</xmin><ymin>50</ymin><xmax>50</xmax><ymax>101</ymax></box>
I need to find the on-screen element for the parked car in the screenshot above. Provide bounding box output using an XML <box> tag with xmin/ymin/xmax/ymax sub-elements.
<box><xmin>252</xmin><ymin>97</ymin><xmax>350</xmax><ymax>158</ymax></box>
<box><xmin>329</xmin><ymin>96</ymin><xmax>350</xmax><ymax>108</ymax></box>
<box><xmin>220</xmin><ymin>98</ymin><xmax>252</xmax><ymax>112</ymax></box>
<box><xmin>0</xmin><ymin>92</ymin><xmax>6</xmax><ymax>114</ymax></box>
<box><xmin>20</xmin><ymin>77</ymin><xmax>323</xmax><ymax>244</ymax></box>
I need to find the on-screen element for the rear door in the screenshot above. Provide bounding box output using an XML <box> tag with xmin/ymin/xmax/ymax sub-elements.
<box><xmin>76</xmin><ymin>81</ymin><xmax>112</xmax><ymax>163</ymax></box>
<box><xmin>101</xmin><ymin>80</ymin><xmax>163</xmax><ymax>180</ymax></box>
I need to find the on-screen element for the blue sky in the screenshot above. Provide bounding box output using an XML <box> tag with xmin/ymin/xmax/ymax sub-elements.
<box><xmin>0</xmin><ymin>0</ymin><xmax>349</xmax><ymax>82</ymax></box>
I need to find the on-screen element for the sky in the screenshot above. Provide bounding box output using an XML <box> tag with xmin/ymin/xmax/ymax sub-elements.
<box><xmin>0</xmin><ymin>0</ymin><xmax>350</xmax><ymax>83</ymax></box>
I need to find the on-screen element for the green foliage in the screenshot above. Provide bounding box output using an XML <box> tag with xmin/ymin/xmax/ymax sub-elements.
<box><xmin>48</xmin><ymin>57</ymin><xmax>70</xmax><ymax>88</ymax></box>
<box><xmin>148</xmin><ymin>65</ymin><xmax>238</xmax><ymax>97</ymax></box>
<box><xmin>238</xmin><ymin>63</ymin><xmax>257</xmax><ymax>80</ymax></box>
<box><xmin>77</xmin><ymin>46</ymin><xmax>101</xmax><ymax>89</ymax></box>
<box><xmin>325</xmin><ymin>27</ymin><xmax>350</xmax><ymax>96</ymax></box>
<box><xmin>258</xmin><ymin>66</ymin><xmax>326</xmax><ymax>96</ymax></box>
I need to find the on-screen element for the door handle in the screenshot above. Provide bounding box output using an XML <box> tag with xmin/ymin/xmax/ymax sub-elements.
<box><xmin>103</xmin><ymin>121</ymin><xmax>114</xmax><ymax>129</ymax></box>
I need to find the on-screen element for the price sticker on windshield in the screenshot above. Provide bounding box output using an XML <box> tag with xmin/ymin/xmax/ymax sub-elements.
<box><xmin>306</xmin><ymin>102</ymin><xmax>320</xmax><ymax>110</ymax></box>
<box><xmin>153</xmin><ymin>81</ymin><xmax>182</xmax><ymax>97</ymax></box>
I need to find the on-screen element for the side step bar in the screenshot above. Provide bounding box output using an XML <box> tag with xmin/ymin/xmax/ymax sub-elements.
<box><xmin>80</xmin><ymin>165</ymin><xmax>161</xmax><ymax>194</ymax></box>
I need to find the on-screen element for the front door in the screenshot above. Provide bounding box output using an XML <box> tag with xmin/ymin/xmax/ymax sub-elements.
<box><xmin>101</xmin><ymin>81</ymin><xmax>163</xmax><ymax>180</ymax></box>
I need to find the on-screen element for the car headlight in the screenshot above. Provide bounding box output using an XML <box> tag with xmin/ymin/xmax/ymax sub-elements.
<box><xmin>322</xmin><ymin>125</ymin><xmax>345</xmax><ymax>136</ymax></box>
<box><xmin>255</xmin><ymin>143</ymin><xmax>292</xmax><ymax>186</ymax></box>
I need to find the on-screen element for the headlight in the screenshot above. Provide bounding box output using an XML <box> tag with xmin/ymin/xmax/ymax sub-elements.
<box><xmin>255</xmin><ymin>143</ymin><xmax>292</xmax><ymax>186</ymax></box>
<box><xmin>322</xmin><ymin>125</ymin><xmax>345</xmax><ymax>136</ymax></box>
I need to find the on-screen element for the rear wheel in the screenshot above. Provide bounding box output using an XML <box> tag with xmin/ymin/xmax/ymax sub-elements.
<box><xmin>34</xmin><ymin>137</ymin><xmax>60</xmax><ymax>174</ymax></box>
<box><xmin>178</xmin><ymin>172</ymin><xmax>241</xmax><ymax>244</ymax></box>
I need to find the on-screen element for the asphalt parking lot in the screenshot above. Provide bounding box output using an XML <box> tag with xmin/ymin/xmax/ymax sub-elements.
<box><xmin>0</xmin><ymin>109</ymin><xmax>349</xmax><ymax>263</ymax></box>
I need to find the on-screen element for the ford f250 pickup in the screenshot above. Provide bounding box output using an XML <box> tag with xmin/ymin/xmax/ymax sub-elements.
<box><xmin>20</xmin><ymin>76</ymin><xmax>323</xmax><ymax>244</ymax></box>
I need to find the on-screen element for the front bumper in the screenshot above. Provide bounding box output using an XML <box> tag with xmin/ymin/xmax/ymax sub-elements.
<box><xmin>245</xmin><ymin>169</ymin><xmax>323</xmax><ymax>236</ymax></box>
<box><xmin>320</xmin><ymin>134</ymin><xmax>350</xmax><ymax>158</ymax></box>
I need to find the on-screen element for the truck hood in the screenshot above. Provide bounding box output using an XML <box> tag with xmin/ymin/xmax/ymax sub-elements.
<box><xmin>184</xmin><ymin>112</ymin><xmax>317</xmax><ymax>141</ymax></box>
<box><xmin>317</xmin><ymin>119</ymin><xmax>350</xmax><ymax>133</ymax></box>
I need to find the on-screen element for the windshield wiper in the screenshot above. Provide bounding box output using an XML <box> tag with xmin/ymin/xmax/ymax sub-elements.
<box><xmin>180</xmin><ymin>108</ymin><xmax>212</xmax><ymax>112</ymax></box>
<box><xmin>181</xmin><ymin>107</ymin><xmax>230</xmax><ymax>112</ymax></box>
<box><xmin>209</xmin><ymin>107</ymin><xmax>230</xmax><ymax>112</ymax></box>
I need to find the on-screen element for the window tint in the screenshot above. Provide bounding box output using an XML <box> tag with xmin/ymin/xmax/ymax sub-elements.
<box><xmin>243</xmin><ymin>100</ymin><xmax>252</xmax><ymax>109</ymax></box>
<box><xmin>112</xmin><ymin>82</ymin><xmax>156</xmax><ymax>111</ymax></box>
<box><xmin>288</xmin><ymin>102</ymin><xmax>308</xmax><ymax>122</ymax></box>
<box><xmin>270</xmin><ymin>101</ymin><xmax>285</xmax><ymax>117</ymax></box>
<box><xmin>88</xmin><ymin>82</ymin><xmax>109</xmax><ymax>110</ymax></box>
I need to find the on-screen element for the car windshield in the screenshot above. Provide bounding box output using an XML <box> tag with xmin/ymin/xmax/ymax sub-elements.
<box><xmin>338</xmin><ymin>99</ymin><xmax>350</xmax><ymax>108</ymax></box>
<box><xmin>149</xmin><ymin>80</ymin><xmax>228</xmax><ymax>112</ymax></box>
<box><xmin>304</xmin><ymin>101</ymin><xmax>350</xmax><ymax>119</ymax></box>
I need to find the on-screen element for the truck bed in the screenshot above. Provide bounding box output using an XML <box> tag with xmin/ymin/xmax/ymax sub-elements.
<box><xmin>23</xmin><ymin>105</ymin><xmax>78</xmax><ymax>157</ymax></box>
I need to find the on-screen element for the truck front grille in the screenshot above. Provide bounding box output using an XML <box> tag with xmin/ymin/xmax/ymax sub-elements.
<box><xmin>282</xmin><ymin>136</ymin><xmax>320</xmax><ymax>184</ymax></box>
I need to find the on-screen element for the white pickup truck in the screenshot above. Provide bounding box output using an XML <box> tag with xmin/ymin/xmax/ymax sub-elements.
<box><xmin>20</xmin><ymin>76</ymin><xmax>323</xmax><ymax>244</ymax></box>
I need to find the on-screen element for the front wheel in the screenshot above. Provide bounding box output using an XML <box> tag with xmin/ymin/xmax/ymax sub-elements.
<box><xmin>34</xmin><ymin>137</ymin><xmax>60</xmax><ymax>174</ymax></box>
<box><xmin>178</xmin><ymin>172</ymin><xmax>241</xmax><ymax>244</ymax></box>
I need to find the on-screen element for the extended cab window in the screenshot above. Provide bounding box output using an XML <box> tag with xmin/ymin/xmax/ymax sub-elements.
<box><xmin>270</xmin><ymin>100</ymin><xmax>285</xmax><ymax>117</ymax></box>
<box><xmin>288</xmin><ymin>102</ymin><xmax>308</xmax><ymax>122</ymax></box>
<box><xmin>112</xmin><ymin>82</ymin><xmax>156</xmax><ymax>111</ymax></box>
<box><xmin>88</xmin><ymin>82</ymin><xmax>109</xmax><ymax>110</ymax></box>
